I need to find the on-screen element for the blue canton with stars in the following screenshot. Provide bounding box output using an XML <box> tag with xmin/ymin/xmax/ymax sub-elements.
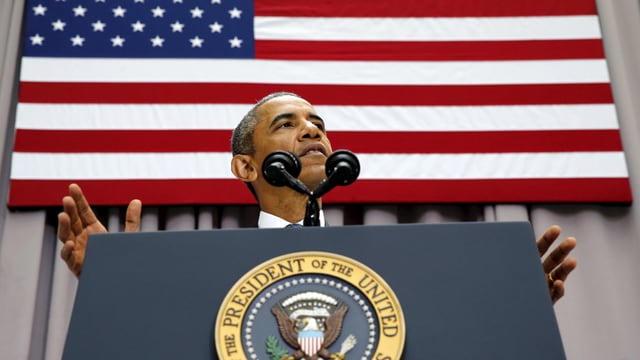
<box><xmin>22</xmin><ymin>0</ymin><xmax>254</xmax><ymax>58</ymax></box>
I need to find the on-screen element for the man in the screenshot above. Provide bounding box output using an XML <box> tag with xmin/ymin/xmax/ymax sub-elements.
<box><xmin>58</xmin><ymin>92</ymin><xmax>577</xmax><ymax>303</ymax></box>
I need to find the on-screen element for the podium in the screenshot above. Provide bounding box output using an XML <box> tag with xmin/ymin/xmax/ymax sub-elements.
<box><xmin>62</xmin><ymin>222</ymin><xmax>565</xmax><ymax>359</ymax></box>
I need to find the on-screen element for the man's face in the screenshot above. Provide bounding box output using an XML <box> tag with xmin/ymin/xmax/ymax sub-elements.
<box><xmin>251</xmin><ymin>95</ymin><xmax>333</xmax><ymax>190</ymax></box>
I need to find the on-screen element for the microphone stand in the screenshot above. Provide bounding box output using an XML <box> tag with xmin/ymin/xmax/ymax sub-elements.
<box><xmin>262</xmin><ymin>150</ymin><xmax>360</xmax><ymax>227</ymax></box>
<box><xmin>304</xmin><ymin>195</ymin><xmax>321</xmax><ymax>227</ymax></box>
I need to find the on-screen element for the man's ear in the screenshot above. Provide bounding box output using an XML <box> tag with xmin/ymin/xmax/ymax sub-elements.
<box><xmin>231</xmin><ymin>154</ymin><xmax>259</xmax><ymax>182</ymax></box>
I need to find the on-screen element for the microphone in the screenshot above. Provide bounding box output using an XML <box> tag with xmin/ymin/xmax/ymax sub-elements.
<box><xmin>313</xmin><ymin>150</ymin><xmax>360</xmax><ymax>198</ymax></box>
<box><xmin>261</xmin><ymin>149</ymin><xmax>360</xmax><ymax>226</ymax></box>
<box><xmin>261</xmin><ymin>151</ymin><xmax>311</xmax><ymax>195</ymax></box>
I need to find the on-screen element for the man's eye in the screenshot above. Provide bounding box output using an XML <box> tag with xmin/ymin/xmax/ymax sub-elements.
<box><xmin>278</xmin><ymin>122</ymin><xmax>293</xmax><ymax>128</ymax></box>
<box><xmin>314</xmin><ymin>122</ymin><xmax>325</xmax><ymax>131</ymax></box>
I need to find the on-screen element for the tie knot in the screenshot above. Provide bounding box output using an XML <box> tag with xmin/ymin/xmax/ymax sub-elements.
<box><xmin>285</xmin><ymin>223</ymin><xmax>303</xmax><ymax>228</ymax></box>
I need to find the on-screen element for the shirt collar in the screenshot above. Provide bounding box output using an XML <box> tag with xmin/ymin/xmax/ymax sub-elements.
<box><xmin>258</xmin><ymin>210</ymin><xmax>326</xmax><ymax>228</ymax></box>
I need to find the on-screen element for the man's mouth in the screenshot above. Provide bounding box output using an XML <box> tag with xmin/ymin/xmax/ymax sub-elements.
<box><xmin>299</xmin><ymin>144</ymin><xmax>327</xmax><ymax>157</ymax></box>
<box><xmin>301</xmin><ymin>149</ymin><xmax>324</xmax><ymax>156</ymax></box>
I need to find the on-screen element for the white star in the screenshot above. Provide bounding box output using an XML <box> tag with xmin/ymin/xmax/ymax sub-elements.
<box><xmin>95</xmin><ymin>0</ymin><xmax>106</xmax><ymax>2</ymax></box>
<box><xmin>134</xmin><ymin>0</ymin><xmax>144</xmax><ymax>3</ymax></box>
<box><xmin>92</xmin><ymin>20</ymin><xmax>106</xmax><ymax>32</ymax></box>
<box><xmin>189</xmin><ymin>36</ymin><xmax>203</xmax><ymax>48</ymax></box>
<box><xmin>211</xmin><ymin>0</ymin><xmax>221</xmax><ymax>4</ymax></box>
<box><xmin>229</xmin><ymin>36</ymin><xmax>242</xmax><ymax>48</ymax></box>
<box><xmin>113</xmin><ymin>6</ymin><xmax>126</xmax><ymax>17</ymax></box>
<box><xmin>30</xmin><ymin>34</ymin><xmax>44</xmax><ymax>45</ymax></box>
<box><xmin>72</xmin><ymin>5</ymin><xmax>87</xmax><ymax>17</ymax></box>
<box><xmin>52</xmin><ymin>19</ymin><xmax>66</xmax><ymax>31</ymax></box>
<box><xmin>70</xmin><ymin>35</ymin><xmax>85</xmax><ymax>46</ymax></box>
<box><xmin>209</xmin><ymin>22</ymin><xmax>223</xmax><ymax>33</ymax></box>
<box><xmin>190</xmin><ymin>7</ymin><xmax>204</xmax><ymax>18</ymax></box>
<box><xmin>150</xmin><ymin>36</ymin><xmax>165</xmax><ymax>47</ymax></box>
<box><xmin>151</xmin><ymin>6</ymin><xmax>165</xmax><ymax>18</ymax></box>
<box><xmin>229</xmin><ymin>7</ymin><xmax>242</xmax><ymax>19</ymax></box>
<box><xmin>33</xmin><ymin>4</ymin><xmax>47</xmax><ymax>16</ymax></box>
<box><xmin>173</xmin><ymin>0</ymin><xmax>183</xmax><ymax>3</ymax></box>
<box><xmin>170</xmin><ymin>21</ymin><xmax>184</xmax><ymax>32</ymax></box>
<box><xmin>111</xmin><ymin>35</ymin><xmax>125</xmax><ymax>47</ymax></box>
<box><xmin>131</xmin><ymin>21</ymin><xmax>145</xmax><ymax>32</ymax></box>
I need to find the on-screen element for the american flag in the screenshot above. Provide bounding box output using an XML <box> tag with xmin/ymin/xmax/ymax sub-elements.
<box><xmin>9</xmin><ymin>0</ymin><xmax>631</xmax><ymax>206</ymax></box>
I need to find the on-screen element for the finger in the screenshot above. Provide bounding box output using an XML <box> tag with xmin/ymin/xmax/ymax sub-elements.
<box><xmin>62</xmin><ymin>195</ymin><xmax>84</xmax><ymax>236</ymax></box>
<box><xmin>549</xmin><ymin>257</ymin><xmax>577</xmax><ymax>283</ymax></box>
<box><xmin>543</xmin><ymin>237</ymin><xmax>576</xmax><ymax>273</ymax></box>
<box><xmin>57</xmin><ymin>212</ymin><xmax>73</xmax><ymax>243</ymax></box>
<box><xmin>551</xmin><ymin>281</ymin><xmax>565</xmax><ymax>304</ymax></box>
<box><xmin>124</xmin><ymin>199</ymin><xmax>142</xmax><ymax>232</ymax></box>
<box><xmin>60</xmin><ymin>240</ymin><xmax>74</xmax><ymax>263</ymax></box>
<box><xmin>69</xmin><ymin>183</ymin><xmax>99</xmax><ymax>228</ymax></box>
<box><xmin>537</xmin><ymin>225</ymin><xmax>561</xmax><ymax>256</ymax></box>
<box><xmin>61</xmin><ymin>240</ymin><xmax>82</xmax><ymax>277</ymax></box>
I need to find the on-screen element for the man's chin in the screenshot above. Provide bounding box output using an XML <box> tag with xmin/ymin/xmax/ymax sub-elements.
<box><xmin>299</xmin><ymin>153</ymin><xmax>327</xmax><ymax>163</ymax></box>
<box><xmin>299</xmin><ymin>167</ymin><xmax>326</xmax><ymax>191</ymax></box>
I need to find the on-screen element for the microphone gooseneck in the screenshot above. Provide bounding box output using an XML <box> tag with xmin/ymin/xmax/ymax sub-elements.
<box><xmin>313</xmin><ymin>150</ymin><xmax>361</xmax><ymax>198</ymax></box>
<box><xmin>326</xmin><ymin>150</ymin><xmax>360</xmax><ymax>185</ymax></box>
<box><xmin>261</xmin><ymin>151</ymin><xmax>311</xmax><ymax>195</ymax></box>
<box><xmin>261</xmin><ymin>149</ymin><xmax>360</xmax><ymax>226</ymax></box>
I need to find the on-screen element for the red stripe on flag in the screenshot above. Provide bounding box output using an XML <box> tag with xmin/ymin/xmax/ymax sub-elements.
<box><xmin>7</xmin><ymin>178</ymin><xmax>632</xmax><ymax>207</ymax></box>
<box><xmin>254</xmin><ymin>0</ymin><xmax>597</xmax><ymax>17</ymax></box>
<box><xmin>327</xmin><ymin>179</ymin><xmax>633</xmax><ymax>203</ymax></box>
<box><xmin>330</xmin><ymin>130</ymin><xmax>623</xmax><ymax>153</ymax></box>
<box><xmin>14</xmin><ymin>129</ymin><xmax>623</xmax><ymax>153</ymax></box>
<box><xmin>18</xmin><ymin>82</ymin><xmax>614</xmax><ymax>106</ymax></box>
<box><xmin>14</xmin><ymin>130</ymin><xmax>234</xmax><ymax>153</ymax></box>
<box><xmin>256</xmin><ymin>40</ymin><xmax>605</xmax><ymax>61</ymax></box>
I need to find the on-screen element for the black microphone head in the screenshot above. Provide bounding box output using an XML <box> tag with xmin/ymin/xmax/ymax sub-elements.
<box><xmin>325</xmin><ymin>150</ymin><xmax>360</xmax><ymax>186</ymax></box>
<box><xmin>262</xmin><ymin>151</ymin><xmax>302</xmax><ymax>187</ymax></box>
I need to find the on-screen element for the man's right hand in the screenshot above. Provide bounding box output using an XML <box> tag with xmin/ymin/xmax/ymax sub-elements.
<box><xmin>57</xmin><ymin>183</ymin><xmax>142</xmax><ymax>277</ymax></box>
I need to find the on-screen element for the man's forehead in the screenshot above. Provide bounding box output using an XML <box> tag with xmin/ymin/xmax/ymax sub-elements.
<box><xmin>257</xmin><ymin>95</ymin><xmax>314</xmax><ymax>115</ymax></box>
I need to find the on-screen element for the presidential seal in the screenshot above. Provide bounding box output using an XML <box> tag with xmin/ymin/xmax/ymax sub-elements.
<box><xmin>215</xmin><ymin>252</ymin><xmax>405</xmax><ymax>360</ymax></box>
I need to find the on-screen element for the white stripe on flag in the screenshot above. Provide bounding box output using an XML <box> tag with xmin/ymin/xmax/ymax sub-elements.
<box><xmin>254</xmin><ymin>16</ymin><xmax>602</xmax><ymax>41</ymax></box>
<box><xmin>10</xmin><ymin>152</ymin><xmax>629</xmax><ymax>180</ymax></box>
<box><xmin>15</xmin><ymin>103</ymin><xmax>620</xmax><ymax>131</ymax></box>
<box><xmin>20</xmin><ymin>57</ymin><xmax>610</xmax><ymax>84</ymax></box>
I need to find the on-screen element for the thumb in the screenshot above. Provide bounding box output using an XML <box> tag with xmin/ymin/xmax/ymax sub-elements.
<box><xmin>124</xmin><ymin>199</ymin><xmax>142</xmax><ymax>232</ymax></box>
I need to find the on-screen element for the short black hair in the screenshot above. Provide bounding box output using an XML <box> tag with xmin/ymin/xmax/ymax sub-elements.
<box><xmin>230</xmin><ymin>91</ymin><xmax>303</xmax><ymax>200</ymax></box>
<box><xmin>231</xmin><ymin>91</ymin><xmax>302</xmax><ymax>156</ymax></box>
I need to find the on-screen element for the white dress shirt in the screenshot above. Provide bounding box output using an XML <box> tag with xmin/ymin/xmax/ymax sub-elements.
<box><xmin>257</xmin><ymin>210</ymin><xmax>326</xmax><ymax>228</ymax></box>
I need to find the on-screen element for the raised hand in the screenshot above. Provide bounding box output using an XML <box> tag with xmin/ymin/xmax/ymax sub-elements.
<box><xmin>57</xmin><ymin>184</ymin><xmax>141</xmax><ymax>277</ymax></box>
<box><xmin>537</xmin><ymin>225</ymin><xmax>577</xmax><ymax>304</ymax></box>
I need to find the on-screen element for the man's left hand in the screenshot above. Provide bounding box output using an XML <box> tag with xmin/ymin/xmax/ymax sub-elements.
<box><xmin>537</xmin><ymin>225</ymin><xmax>577</xmax><ymax>304</ymax></box>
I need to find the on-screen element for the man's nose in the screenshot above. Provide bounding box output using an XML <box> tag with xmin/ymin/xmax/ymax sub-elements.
<box><xmin>299</xmin><ymin>120</ymin><xmax>321</xmax><ymax>139</ymax></box>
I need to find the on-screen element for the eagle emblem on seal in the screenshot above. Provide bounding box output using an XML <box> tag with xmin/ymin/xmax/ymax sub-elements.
<box><xmin>270</xmin><ymin>291</ymin><xmax>356</xmax><ymax>360</ymax></box>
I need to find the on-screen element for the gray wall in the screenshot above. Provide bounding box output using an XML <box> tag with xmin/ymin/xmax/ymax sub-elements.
<box><xmin>1</xmin><ymin>1</ymin><xmax>640</xmax><ymax>359</ymax></box>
